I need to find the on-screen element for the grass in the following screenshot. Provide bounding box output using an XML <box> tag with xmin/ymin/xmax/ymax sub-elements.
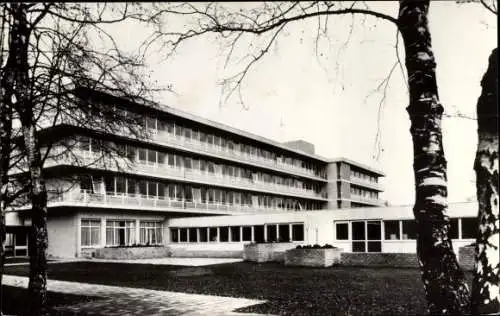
<box><xmin>1</xmin><ymin>285</ymin><xmax>102</xmax><ymax>316</ymax></box>
<box><xmin>4</xmin><ymin>257</ymin><xmax>30</xmax><ymax>264</ymax></box>
<box><xmin>4</xmin><ymin>261</ymin><xmax>474</xmax><ymax>315</ymax></box>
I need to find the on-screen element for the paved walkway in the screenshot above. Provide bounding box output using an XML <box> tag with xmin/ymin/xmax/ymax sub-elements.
<box><xmin>3</xmin><ymin>275</ymin><xmax>270</xmax><ymax>315</ymax></box>
<box><xmin>5</xmin><ymin>257</ymin><xmax>244</xmax><ymax>267</ymax></box>
<box><xmin>82</xmin><ymin>257</ymin><xmax>244</xmax><ymax>266</ymax></box>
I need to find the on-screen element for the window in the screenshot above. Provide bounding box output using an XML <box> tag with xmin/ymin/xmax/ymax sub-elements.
<box><xmin>138</xmin><ymin>180</ymin><xmax>147</xmax><ymax>196</ymax></box>
<box><xmin>158</xmin><ymin>183</ymin><xmax>165</xmax><ymax>199</ymax></box>
<box><xmin>242</xmin><ymin>226</ymin><xmax>252</xmax><ymax>242</ymax></box>
<box><xmin>139</xmin><ymin>221</ymin><xmax>163</xmax><ymax>245</ymax></box>
<box><xmin>81</xmin><ymin>219</ymin><xmax>101</xmax><ymax>246</ymax></box>
<box><xmin>384</xmin><ymin>220</ymin><xmax>400</xmax><ymax>240</ymax></box>
<box><xmin>220</xmin><ymin>227</ymin><xmax>229</xmax><ymax>242</ymax></box>
<box><xmin>291</xmin><ymin>224</ymin><xmax>304</xmax><ymax>241</ymax></box>
<box><xmin>461</xmin><ymin>217</ymin><xmax>477</xmax><ymax>239</ymax></box>
<box><xmin>209</xmin><ymin>227</ymin><xmax>218</xmax><ymax>242</ymax></box>
<box><xmin>138</xmin><ymin>148</ymin><xmax>147</xmax><ymax>162</ymax></box>
<box><xmin>179</xmin><ymin>228</ymin><xmax>188</xmax><ymax>242</ymax></box>
<box><xmin>80</xmin><ymin>175</ymin><xmax>94</xmax><ymax>192</ymax></box>
<box><xmin>79</xmin><ymin>136</ymin><xmax>90</xmax><ymax>152</ymax></box>
<box><xmin>126</xmin><ymin>145</ymin><xmax>136</xmax><ymax>161</ymax></box>
<box><xmin>188</xmin><ymin>228</ymin><xmax>197</xmax><ymax>242</ymax></box>
<box><xmin>148</xmin><ymin>181</ymin><xmax>157</xmax><ymax>198</ymax></box>
<box><xmin>230</xmin><ymin>226</ymin><xmax>241</xmax><ymax>242</ymax></box>
<box><xmin>367</xmin><ymin>221</ymin><xmax>382</xmax><ymax>252</ymax></box>
<box><xmin>106</xmin><ymin>220</ymin><xmax>135</xmax><ymax>246</ymax></box>
<box><xmin>171</xmin><ymin>228</ymin><xmax>179</xmax><ymax>242</ymax></box>
<box><xmin>127</xmin><ymin>178</ymin><xmax>137</xmax><ymax>195</ymax></box>
<box><xmin>104</xmin><ymin>176</ymin><xmax>115</xmax><ymax>194</ymax></box>
<box><xmin>199</xmin><ymin>227</ymin><xmax>208</xmax><ymax>242</ymax></box>
<box><xmin>352</xmin><ymin>221</ymin><xmax>366</xmax><ymax>252</ymax></box>
<box><xmin>116</xmin><ymin>176</ymin><xmax>126</xmax><ymax>194</ymax></box>
<box><xmin>266</xmin><ymin>225</ymin><xmax>277</xmax><ymax>242</ymax></box>
<box><xmin>450</xmin><ymin>218</ymin><xmax>459</xmax><ymax>239</ymax></box>
<box><xmin>278</xmin><ymin>224</ymin><xmax>290</xmax><ymax>242</ymax></box>
<box><xmin>158</xmin><ymin>152</ymin><xmax>166</xmax><ymax>164</ymax></box>
<box><xmin>147</xmin><ymin>149</ymin><xmax>157</xmax><ymax>164</ymax></box>
<box><xmin>336</xmin><ymin>223</ymin><xmax>349</xmax><ymax>240</ymax></box>
<box><xmin>402</xmin><ymin>220</ymin><xmax>417</xmax><ymax>239</ymax></box>
<box><xmin>254</xmin><ymin>225</ymin><xmax>265</xmax><ymax>243</ymax></box>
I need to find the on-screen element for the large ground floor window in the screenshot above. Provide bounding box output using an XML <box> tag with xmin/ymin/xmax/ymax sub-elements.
<box><xmin>106</xmin><ymin>220</ymin><xmax>135</xmax><ymax>246</ymax></box>
<box><xmin>81</xmin><ymin>219</ymin><xmax>101</xmax><ymax>247</ymax></box>
<box><xmin>335</xmin><ymin>217</ymin><xmax>478</xmax><ymax>253</ymax></box>
<box><xmin>139</xmin><ymin>221</ymin><xmax>163</xmax><ymax>245</ymax></box>
<box><xmin>170</xmin><ymin>222</ymin><xmax>304</xmax><ymax>243</ymax></box>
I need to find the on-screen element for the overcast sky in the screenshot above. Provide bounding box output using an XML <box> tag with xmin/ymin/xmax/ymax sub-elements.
<box><xmin>108</xmin><ymin>1</ymin><xmax>496</xmax><ymax>206</ymax></box>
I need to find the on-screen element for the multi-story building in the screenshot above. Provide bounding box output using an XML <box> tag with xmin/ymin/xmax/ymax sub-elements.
<box><xmin>6</xmin><ymin>86</ymin><xmax>386</xmax><ymax>258</ymax></box>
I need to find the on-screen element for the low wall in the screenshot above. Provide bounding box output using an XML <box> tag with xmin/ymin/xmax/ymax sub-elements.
<box><xmin>169</xmin><ymin>248</ymin><xmax>242</xmax><ymax>258</ymax></box>
<box><xmin>94</xmin><ymin>246</ymin><xmax>171</xmax><ymax>259</ymax></box>
<box><xmin>458</xmin><ymin>245</ymin><xmax>475</xmax><ymax>271</ymax></box>
<box><xmin>243</xmin><ymin>243</ymin><xmax>296</xmax><ymax>263</ymax></box>
<box><xmin>285</xmin><ymin>248</ymin><xmax>342</xmax><ymax>267</ymax></box>
<box><xmin>340</xmin><ymin>253</ymin><xmax>419</xmax><ymax>268</ymax></box>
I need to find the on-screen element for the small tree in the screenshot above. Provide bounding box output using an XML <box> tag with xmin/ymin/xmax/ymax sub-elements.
<box><xmin>0</xmin><ymin>3</ymin><xmax>164</xmax><ymax>314</ymax></box>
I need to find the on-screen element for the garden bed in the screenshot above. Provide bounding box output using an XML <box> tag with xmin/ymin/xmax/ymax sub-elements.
<box><xmin>243</xmin><ymin>242</ymin><xmax>296</xmax><ymax>263</ymax></box>
<box><xmin>285</xmin><ymin>247</ymin><xmax>342</xmax><ymax>267</ymax></box>
<box><xmin>94</xmin><ymin>246</ymin><xmax>171</xmax><ymax>259</ymax></box>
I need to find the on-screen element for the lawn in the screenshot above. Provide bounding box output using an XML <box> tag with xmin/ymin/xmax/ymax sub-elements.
<box><xmin>4</xmin><ymin>257</ymin><xmax>30</xmax><ymax>264</ymax></box>
<box><xmin>4</xmin><ymin>261</ymin><xmax>474</xmax><ymax>315</ymax></box>
<box><xmin>2</xmin><ymin>285</ymin><xmax>102</xmax><ymax>316</ymax></box>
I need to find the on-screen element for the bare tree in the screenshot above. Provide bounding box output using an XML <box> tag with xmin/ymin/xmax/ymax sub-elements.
<box><xmin>143</xmin><ymin>1</ymin><xmax>496</xmax><ymax>314</ymax></box>
<box><xmin>0</xmin><ymin>3</ymin><xmax>164</xmax><ymax>314</ymax></box>
<box><xmin>472</xmin><ymin>47</ymin><xmax>498</xmax><ymax>314</ymax></box>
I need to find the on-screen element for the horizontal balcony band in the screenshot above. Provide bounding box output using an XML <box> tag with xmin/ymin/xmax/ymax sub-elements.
<box><xmin>43</xmin><ymin>150</ymin><xmax>329</xmax><ymax>201</ymax></box>
<box><xmin>14</xmin><ymin>190</ymin><xmax>309</xmax><ymax>215</ymax></box>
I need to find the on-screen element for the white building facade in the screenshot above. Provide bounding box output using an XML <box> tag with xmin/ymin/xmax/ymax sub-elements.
<box><xmin>5</xmin><ymin>86</ymin><xmax>473</xmax><ymax>259</ymax></box>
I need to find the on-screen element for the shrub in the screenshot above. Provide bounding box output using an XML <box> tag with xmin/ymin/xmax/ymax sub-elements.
<box><xmin>295</xmin><ymin>244</ymin><xmax>337</xmax><ymax>249</ymax></box>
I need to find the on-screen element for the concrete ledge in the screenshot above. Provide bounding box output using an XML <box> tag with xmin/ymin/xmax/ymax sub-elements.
<box><xmin>169</xmin><ymin>248</ymin><xmax>242</xmax><ymax>258</ymax></box>
<box><xmin>243</xmin><ymin>243</ymin><xmax>296</xmax><ymax>263</ymax></box>
<box><xmin>458</xmin><ymin>245</ymin><xmax>475</xmax><ymax>271</ymax></box>
<box><xmin>285</xmin><ymin>248</ymin><xmax>342</xmax><ymax>268</ymax></box>
<box><xmin>94</xmin><ymin>246</ymin><xmax>171</xmax><ymax>259</ymax></box>
<box><xmin>340</xmin><ymin>253</ymin><xmax>419</xmax><ymax>268</ymax></box>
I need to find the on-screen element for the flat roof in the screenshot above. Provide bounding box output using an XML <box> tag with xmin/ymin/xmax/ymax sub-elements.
<box><xmin>72</xmin><ymin>86</ymin><xmax>385</xmax><ymax>175</ymax></box>
<box><xmin>329</xmin><ymin>157</ymin><xmax>386</xmax><ymax>177</ymax></box>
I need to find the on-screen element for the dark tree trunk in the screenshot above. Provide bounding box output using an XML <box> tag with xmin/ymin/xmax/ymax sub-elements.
<box><xmin>0</xmin><ymin>5</ymin><xmax>14</xmax><ymax>316</ymax></box>
<box><xmin>471</xmin><ymin>47</ymin><xmax>499</xmax><ymax>315</ymax></box>
<box><xmin>7</xmin><ymin>4</ymin><xmax>49</xmax><ymax>315</ymax></box>
<box><xmin>398</xmin><ymin>1</ymin><xmax>470</xmax><ymax>314</ymax></box>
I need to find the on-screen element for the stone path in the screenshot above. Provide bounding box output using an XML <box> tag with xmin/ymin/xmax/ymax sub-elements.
<box><xmin>5</xmin><ymin>257</ymin><xmax>244</xmax><ymax>267</ymax></box>
<box><xmin>82</xmin><ymin>257</ymin><xmax>244</xmax><ymax>266</ymax></box>
<box><xmin>3</xmin><ymin>275</ymin><xmax>270</xmax><ymax>315</ymax></box>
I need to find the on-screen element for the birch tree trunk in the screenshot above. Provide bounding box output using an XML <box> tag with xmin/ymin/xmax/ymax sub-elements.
<box><xmin>398</xmin><ymin>1</ymin><xmax>470</xmax><ymax>314</ymax></box>
<box><xmin>8</xmin><ymin>4</ymin><xmax>49</xmax><ymax>315</ymax></box>
<box><xmin>0</xmin><ymin>68</ymin><xmax>13</xmax><ymax>316</ymax></box>
<box><xmin>472</xmin><ymin>47</ymin><xmax>499</xmax><ymax>315</ymax></box>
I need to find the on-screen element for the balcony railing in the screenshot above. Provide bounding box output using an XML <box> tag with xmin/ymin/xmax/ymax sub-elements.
<box><xmin>45</xmin><ymin>190</ymin><xmax>300</xmax><ymax>214</ymax></box>
<box><xmin>350</xmin><ymin>194</ymin><xmax>385</xmax><ymax>206</ymax></box>
<box><xmin>153</xmin><ymin>132</ymin><xmax>324</xmax><ymax>179</ymax></box>
<box><xmin>350</xmin><ymin>176</ymin><xmax>383</xmax><ymax>191</ymax></box>
<box><xmin>55</xmin><ymin>114</ymin><xmax>328</xmax><ymax>181</ymax></box>
<box><xmin>47</xmin><ymin>149</ymin><xmax>328</xmax><ymax>201</ymax></box>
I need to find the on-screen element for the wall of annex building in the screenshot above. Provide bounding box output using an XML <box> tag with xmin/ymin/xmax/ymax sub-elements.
<box><xmin>167</xmin><ymin>203</ymin><xmax>477</xmax><ymax>254</ymax></box>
